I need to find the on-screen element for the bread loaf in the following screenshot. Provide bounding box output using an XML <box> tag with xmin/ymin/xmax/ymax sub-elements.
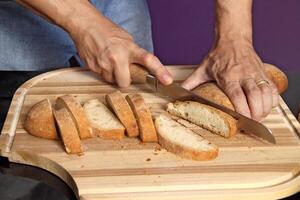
<box><xmin>126</xmin><ymin>94</ymin><xmax>158</xmax><ymax>142</ymax></box>
<box><xmin>83</xmin><ymin>99</ymin><xmax>125</xmax><ymax>140</ymax></box>
<box><xmin>53</xmin><ymin>108</ymin><xmax>83</xmax><ymax>154</ymax></box>
<box><xmin>106</xmin><ymin>91</ymin><xmax>139</xmax><ymax>137</ymax></box>
<box><xmin>155</xmin><ymin>115</ymin><xmax>218</xmax><ymax>161</ymax></box>
<box><xmin>56</xmin><ymin>95</ymin><xmax>92</xmax><ymax>139</ymax></box>
<box><xmin>167</xmin><ymin>101</ymin><xmax>237</xmax><ymax>138</ymax></box>
<box><xmin>192</xmin><ymin>64</ymin><xmax>288</xmax><ymax>111</ymax></box>
<box><xmin>24</xmin><ymin>99</ymin><xmax>58</xmax><ymax>140</ymax></box>
<box><xmin>263</xmin><ymin>63</ymin><xmax>288</xmax><ymax>94</ymax></box>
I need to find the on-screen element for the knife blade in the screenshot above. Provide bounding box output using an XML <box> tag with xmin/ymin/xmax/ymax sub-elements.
<box><xmin>146</xmin><ymin>74</ymin><xmax>276</xmax><ymax>144</ymax></box>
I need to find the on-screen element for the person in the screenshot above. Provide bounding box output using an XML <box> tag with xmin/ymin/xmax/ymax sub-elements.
<box><xmin>0</xmin><ymin>0</ymin><xmax>278</xmax><ymax>121</ymax></box>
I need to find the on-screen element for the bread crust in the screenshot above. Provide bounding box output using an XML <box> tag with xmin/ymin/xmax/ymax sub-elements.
<box><xmin>263</xmin><ymin>63</ymin><xmax>288</xmax><ymax>94</ymax></box>
<box><xmin>167</xmin><ymin>101</ymin><xmax>237</xmax><ymax>138</ymax></box>
<box><xmin>56</xmin><ymin>95</ymin><xmax>92</xmax><ymax>139</ymax></box>
<box><xmin>126</xmin><ymin>94</ymin><xmax>158</xmax><ymax>142</ymax></box>
<box><xmin>193</xmin><ymin>83</ymin><xmax>234</xmax><ymax>110</ymax></box>
<box><xmin>106</xmin><ymin>91</ymin><xmax>139</xmax><ymax>137</ymax></box>
<box><xmin>155</xmin><ymin>115</ymin><xmax>218</xmax><ymax>161</ymax></box>
<box><xmin>53</xmin><ymin>108</ymin><xmax>82</xmax><ymax>154</ymax></box>
<box><xmin>24</xmin><ymin>99</ymin><xmax>58</xmax><ymax>140</ymax></box>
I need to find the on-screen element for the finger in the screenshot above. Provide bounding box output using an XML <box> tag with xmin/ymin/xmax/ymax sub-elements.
<box><xmin>222</xmin><ymin>81</ymin><xmax>251</xmax><ymax>118</ymax></box>
<box><xmin>181</xmin><ymin>61</ymin><xmax>211</xmax><ymax>90</ymax></box>
<box><xmin>241</xmin><ymin>78</ymin><xmax>264</xmax><ymax>121</ymax></box>
<box><xmin>113</xmin><ymin>60</ymin><xmax>131</xmax><ymax>88</ymax></box>
<box><xmin>132</xmin><ymin>47</ymin><xmax>173</xmax><ymax>85</ymax></box>
<box><xmin>257</xmin><ymin>80</ymin><xmax>273</xmax><ymax>117</ymax></box>
<box><xmin>269</xmin><ymin>81</ymin><xmax>279</xmax><ymax>107</ymax></box>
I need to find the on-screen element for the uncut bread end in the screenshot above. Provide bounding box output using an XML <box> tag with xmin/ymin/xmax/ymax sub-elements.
<box><xmin>53</xmin><ymin>108</ymin><xmax>83</xmax><ymax>154</ymax></box>
<box><xmin>167</xmin><ymin>101</ymin><xmax>237</xmax><ymax>138</ymax></box>
<box><xmin>106</xmin><ymin>91</ymin><xmax>139</xmax><ymax>137</ymax></box>
<box><xmin>83</xmin><ymin>99</ymin><xmax>125</xmax><ymax>140</ymax></box>
<box><xmin>24</xmin><ymin>99</ymin><xmax>58</xmax><ymax>140</ymax></box>
<box><xmin>155</xmin><ymin>115</ymin><xmax>218</xmax><ymax>161</ymax></box>
<box><xmin>56</xmin><ymin>95</ymin><xmax>92</xmax><ymax>139</ymax></box>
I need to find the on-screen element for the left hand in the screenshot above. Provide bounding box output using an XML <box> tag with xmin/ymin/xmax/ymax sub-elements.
<box><xmin>181</xmin><ymin>41</ymin><xmax>279</xmax><ymax>121</ymax></box>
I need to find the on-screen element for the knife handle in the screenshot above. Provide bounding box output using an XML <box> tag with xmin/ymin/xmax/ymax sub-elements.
<box><xmin>129</xmin><ymin>64</ymin><xmax>149</xmax><ymax>84</ymax></box>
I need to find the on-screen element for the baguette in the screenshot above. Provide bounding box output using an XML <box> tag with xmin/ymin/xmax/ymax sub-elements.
<box><xmin>83</xmin><ymin>99</ymin><xmax>125</xmax><ymax>140</ymax></box>
<box><xmin>106</xmin><ymin>91</ymin><xmax>139</xmax><ymax>137</ymax></box>
<box><xmin>167</xmin><ymin>101</ymin><xmax>237</xmax><ymax>138</ymax></box>
<box><xmin>155</xmin><ymin>115</ymin><xmax>218</xmax><ymax>161</ymax></box>
<box><xmin>56</xmin><ymin>95</ymin><xmax>92</xmax><ymax>139</ymax></box>
<box><xmin>126</xmin><ymin>94</ymin><xmax>158</xmax><ymax>142</ymax></box>
<box><xmin>24</xmin><ymin>99</ymin><xmax>58</xmax><ymax>140</ymax></box>
<box><xmin>53</xmin><ymin>108</ymin><xmax>82</xmax><ymax>154</ymax></box>
<box><xmin>192</xmin><ymin>64</ymin><xmax>288</xmax><ymax>111</ymax></box>
<box><xmin>263</xmin><ymin>63</ymin><xmax>288</xmax><ymax>94</ymax></box>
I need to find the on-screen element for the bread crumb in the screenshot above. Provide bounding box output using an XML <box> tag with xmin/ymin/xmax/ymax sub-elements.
<box><xmin>146</xmin><ymin>158</ymin><xmax>151</xmax><ymax>161</ymax></box>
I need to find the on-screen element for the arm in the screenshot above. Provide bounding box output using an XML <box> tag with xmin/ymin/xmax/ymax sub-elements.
<box><xmin>182</xmin><ymin>0</ymin><xmax>278</xmax><ymax>121</ymax></box>
<box><xmin>16</xmin><ymin>0</ymin><xmax>173</xmax><ymax>87</ymax></box>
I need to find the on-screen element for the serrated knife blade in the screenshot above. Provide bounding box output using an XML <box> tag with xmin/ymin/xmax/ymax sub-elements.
<box><xmin>146</xmin><ymin>74</ymin><xmax>276</xmax><ymax>144</ymax></box>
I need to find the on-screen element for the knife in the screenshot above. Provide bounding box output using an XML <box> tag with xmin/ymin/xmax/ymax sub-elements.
<box><xmin>129</xmin><ymin>64</ymin><xmax>276</xmax><ymax>144</ymax></box>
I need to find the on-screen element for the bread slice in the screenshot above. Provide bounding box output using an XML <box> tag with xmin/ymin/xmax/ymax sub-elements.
<box><xmin>106</xmin><ymin>91</ymin><xmax>139</xmax><ymax>137</ymax></box>
<box><xmin>53</xmin><ymin>108</ymin><xmax>82</xmax><ymax>154</ymax></box>
<box><xmin>167</xmin><ymin>101</ymin><xmax>237</xmax><ymax>138</ymax></box>
<box><xmin>24</xmin><ymin>99</ymin><xmax>58</xmax><ymax>140</ymax></box>
<box><xmin>126</xmin><ymin>94</ymin><xmax>158</xmax><ymax>142</ymax></box>
<box><xmin>83</xmin><ymin>99</ymin><xmax>125</xmax><ymax>140</ymax></box>
<box><xmin>56</xmin><ymin>95</ymin><xmax>92</xmax><ymax>139</ymax></box>
<box><xmin>155</xmin><ymin>115</ymin><xmax>218</xmax><ymax>161</ymax></box>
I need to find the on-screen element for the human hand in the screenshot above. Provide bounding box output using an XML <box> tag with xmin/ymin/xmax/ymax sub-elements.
<box><xmin>181</xmin><ymin>41</ymin><xmax>279</xmax><ymax>121</ymax></box>
<box><xmin>68</xmin><ymin>13</ymin><xmax>173</xmax><ymax>87</ymax></box>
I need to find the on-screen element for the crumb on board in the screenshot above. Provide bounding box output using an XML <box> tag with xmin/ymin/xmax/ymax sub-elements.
<box><xmin>146</xmin><ymin>158</ymin><xmax>151</xmax><ymax>162</ymax></box>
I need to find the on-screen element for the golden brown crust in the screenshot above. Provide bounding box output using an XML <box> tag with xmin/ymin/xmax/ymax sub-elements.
<box><xmin>126</xmin><ymin>94</ymin><xmax>158</xmax><ymax>142</ymax></box>
<box><xmin>193</xmin><ymin>83</ymin><xmax>234</xmax><ymax>110</ymax></box>
<box><xmin>53</xmin><ymin>108</ymin><xmax>82</xmax><ymax>154</ymax></box>
<box><xmin>92</xmin><ymin>128</ymin><xmax>124</xmax><ymax>140</ymax></box>
<box><xmin>263</xmin><ymin>63</ymin><xmax>288</xmax><ymax>94</ymax></box>
<box><xmin>106</xmin><ymin>91</ymin><xmax>139</xmax><ymax>137</ymax></box>
<box><xmin>56</xmin><ymin>95</ymin><xmax>92</xmax><ymax>139</ymax></box>
<box><xmin>24</xmin><ymin>99</ymin><xmax>58</xmax><ymax>140</ymax></box>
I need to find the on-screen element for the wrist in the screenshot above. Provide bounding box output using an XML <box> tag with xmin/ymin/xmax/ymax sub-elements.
<box><xmin>215</xmin><ymin>29</ymin><xmax>253</xmax><ymax>46</ymax></box>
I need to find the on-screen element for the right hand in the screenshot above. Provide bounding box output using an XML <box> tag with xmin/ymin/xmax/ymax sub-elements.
<box><xmin>68</xmin><ymin>15</ymin><xmax>173</xmax><ymax>88</ymax></box>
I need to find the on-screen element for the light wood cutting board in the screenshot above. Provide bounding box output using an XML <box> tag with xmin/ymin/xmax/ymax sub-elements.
<box><xmin>1</xmin><ymin>66</ymin><xmax>300</xmax><ymax>200</ymax></box>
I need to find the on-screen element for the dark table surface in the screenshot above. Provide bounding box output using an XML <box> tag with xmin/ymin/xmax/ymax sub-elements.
<box><xmin>0</xmin><ymin>70</ymin><xmax>299</xmax><ymax>200</ymax></box>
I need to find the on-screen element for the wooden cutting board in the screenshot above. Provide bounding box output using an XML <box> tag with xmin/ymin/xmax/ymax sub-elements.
<box><xmin>1</xmin><ymin>66</ymin><xmax>300</xmax><ymax>200</ymax></box>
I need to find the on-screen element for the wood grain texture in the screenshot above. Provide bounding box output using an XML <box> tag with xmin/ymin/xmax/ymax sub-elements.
<box><xmin>1</xmin><ymin>66</ymin><xmax>300</xmax><ymax>200</ymax></box>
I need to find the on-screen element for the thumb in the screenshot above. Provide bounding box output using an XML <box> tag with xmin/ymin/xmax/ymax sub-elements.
<box><xmin>181</xmin><ymin>62</ymin><xmax>211</xmax><ymax>90</ymax></box>
<box><xmin>132</xmin><ymin>47</ymin><xmax>173</xmax><ymax>85</ymax></box>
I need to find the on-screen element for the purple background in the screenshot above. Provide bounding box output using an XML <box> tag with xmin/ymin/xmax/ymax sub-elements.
<box><xmin>147</xmin><ymin>0</ymin><xmax>300</xmax><ymax>72</ymax></box>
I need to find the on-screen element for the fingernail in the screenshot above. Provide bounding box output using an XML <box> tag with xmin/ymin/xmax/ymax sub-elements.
<box><xmin>162</xmin><ymin>73</ymin><xmax>173</xmax><ymax>84</ymax></box>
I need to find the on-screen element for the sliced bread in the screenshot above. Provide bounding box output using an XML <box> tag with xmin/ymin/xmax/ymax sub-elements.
<box><xmin>24</xmin><ymin>99</ymin><xmax>58</xmax><ymax>140</ymax></box>
<box><xmin>126</xmin><ymin>94</ymin><xmax>158</xmax><ymax>142</ymax></box>
<box><xmin>167</xmin><ymin>101</ymin><xmax>237</xmax><ymax>138</ymax></box>
<box><xmin>53</xmin><ymin>108</ymin><xmax>82</xmax><ymax>154</ymax></box>
<box><xmin>83</xmin><ymin>99</ymin><xmax>125</xmax><ymax>140</ymax></box>
<box><xmin>106</xmin><ymin>91</ymin><xmax>139</xmax><ymax>137</ymax></box>
<box><xmin>56</xmin><ymin>95</ymin><xmax>92</xmax><ymax>139</ymax></box>
<box><xmin>155</xmin><ymin>115</ymin><xmax>218</xmax><ymax>161</ymax></box>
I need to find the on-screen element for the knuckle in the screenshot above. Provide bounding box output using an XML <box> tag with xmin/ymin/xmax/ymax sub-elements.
<box><xmin>142</xmin><ymin>53</ymin><xmax>156</xmax><ymax>65</ymax></box>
